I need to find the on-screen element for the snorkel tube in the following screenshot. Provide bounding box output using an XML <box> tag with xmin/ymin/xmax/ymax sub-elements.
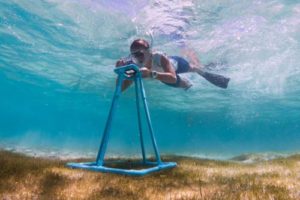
<box><xmin>148</xmin><ymin>30</ymin><xmax>154</xmax><ymax>50</ymax></box>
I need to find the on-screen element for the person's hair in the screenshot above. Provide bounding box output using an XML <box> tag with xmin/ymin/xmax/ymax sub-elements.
<box><xmin>130</xmin><ymin>39</ymin><xmax>150</xmax><ymax>51</ymax></box>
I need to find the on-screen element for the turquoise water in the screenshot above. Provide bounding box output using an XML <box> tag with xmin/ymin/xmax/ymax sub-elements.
<box><xmin>1</xmin><ymin>0</ymin><xmax>299</xmax><ymax>159</ymax></box>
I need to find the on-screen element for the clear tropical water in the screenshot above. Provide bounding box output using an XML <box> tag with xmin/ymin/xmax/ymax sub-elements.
<box><xmin>1</xmin><ymin>0</ymin><xmax>299</xmax><ymax>159</ymax></box>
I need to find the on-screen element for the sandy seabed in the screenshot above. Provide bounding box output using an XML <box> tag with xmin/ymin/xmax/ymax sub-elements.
<box><xmin>0</xmin><ymin>150</ymin><xmax>299</xmax><ymax>200</ymax></box>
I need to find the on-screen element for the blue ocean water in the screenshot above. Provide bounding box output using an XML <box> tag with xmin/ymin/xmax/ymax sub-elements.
<box><xmin>0</xmin><ymin>0</ymin><xmax>299</xmax><ymax>159</ymax></box>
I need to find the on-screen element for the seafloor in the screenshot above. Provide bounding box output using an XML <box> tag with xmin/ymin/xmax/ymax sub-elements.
<box><xmin>0</xmin><ymin>150</ymin><xmax>299</xmax><ymax>199</ymax></box>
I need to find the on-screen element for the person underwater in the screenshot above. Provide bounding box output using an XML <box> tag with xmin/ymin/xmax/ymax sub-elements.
<box><xmin>115</xmin><ymin>38</ymin><xmax>230</xmax><ymax>91</ymax></box>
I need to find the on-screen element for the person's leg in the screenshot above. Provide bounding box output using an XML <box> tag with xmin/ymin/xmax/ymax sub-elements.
<box><xmin>178</xmin><ymin>76</ymin><xmax>193</xmax><ymax>90</ymax></box>
<box><xmin>169</xmin><ymin>56</ymin><xmax>191</xmax><ymax>73</ymax></box>
<box><xmin>180</xmin><ymin>48</ymin><xmax>205</xmax><ymax>74</ymax></box>
<box><xmin>167</xmin><ymin>56</ymin><xmax>194</xmax><ymax>90</ymax></box>
<box><xmin>181</xmin><ymin>47</ymin><xmax>200</xmax><ymax>66</ymax></box>
<box><xmin>170</xmin><ymin>54</ymin><xmax>203</xmax><ymax>75</ymax></box>
<box><xmin>162</xmin><ymin>74</ymin><xmax>192</xmax><ymax>90</ymax></box>
<box><xmin>181</xmin><ymin>48</ymin><xmax>230</xmax><ymax>89</ymax></box>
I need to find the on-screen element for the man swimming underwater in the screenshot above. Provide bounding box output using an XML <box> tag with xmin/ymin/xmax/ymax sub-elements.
<box><xmin>116</xmin><ymin>38</ymin><xmax>230</xmax><ymax>91</ymax></box>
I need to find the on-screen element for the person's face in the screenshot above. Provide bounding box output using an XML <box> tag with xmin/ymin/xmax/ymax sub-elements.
<box><xmin>130</xmin><ymin>47</ymin><xmax>150</xmax><ymax>65</ymax></box>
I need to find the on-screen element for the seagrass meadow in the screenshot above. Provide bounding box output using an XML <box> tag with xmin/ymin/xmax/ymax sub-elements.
<box><xmin>1</xmin><ymin>150</ymin><xmax>299</xmax><ymax>200</ymax></box>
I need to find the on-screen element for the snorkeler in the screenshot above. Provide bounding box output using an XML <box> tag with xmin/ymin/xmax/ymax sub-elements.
<box><xmin>116</xmin><ymin>39</ymin><xmax>230</xmax><ymax>91</ymax></box>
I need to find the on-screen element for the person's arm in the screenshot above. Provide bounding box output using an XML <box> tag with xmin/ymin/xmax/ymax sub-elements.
<box><xmin>156</xmin><ymin>55</ymin><xmax>177</xmax><ymax>83</ymax></box>
<box><xmin>139</xmin><ymin>55</ymin><xmax>177</xmax><ymax>83</ymax></box>
<box><xmin>115</xmin><ymin>59</ymin><xmax>133</xmax><ymax>92</ymax></box>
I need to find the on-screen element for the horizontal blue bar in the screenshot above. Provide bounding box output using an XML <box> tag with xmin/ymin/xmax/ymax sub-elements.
<box><xmin>66</xmin><ymin>161</ymin><xmax>177</xmax><ymax>176</ymax></box>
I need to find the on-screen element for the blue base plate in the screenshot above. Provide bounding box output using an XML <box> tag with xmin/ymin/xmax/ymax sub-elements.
<box><xmin>66</xmin><ymin>161</ymin><xmax>177</xmax><ymax>176</ymax></box>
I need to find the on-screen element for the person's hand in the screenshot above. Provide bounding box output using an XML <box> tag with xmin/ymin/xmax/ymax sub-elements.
<box><xmin>115</xmin><ymin>59</ymin><xmax>125</xmax><ymax>67</ymax></box>
<box><xmin>139</xmin><ymin>67</ymin><xmax>151</xmax><ymax>78</ymax></box>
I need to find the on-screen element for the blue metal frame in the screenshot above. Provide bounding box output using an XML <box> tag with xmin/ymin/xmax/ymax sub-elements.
<box><xmin>67</xmin><ymin>64</ymin><xmax>176</xmax><ymax>176</ymax></box>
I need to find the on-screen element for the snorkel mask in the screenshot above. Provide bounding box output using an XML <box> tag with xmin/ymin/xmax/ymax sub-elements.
<box><xmin>129</xmin><ymin>32</ymin><xmax>154</xmax><ymax>68</ymax></box>
<box><xmin>131</xmin><ymin>49</ymin><xmax>148</xmax><ymax>67</ymax></box>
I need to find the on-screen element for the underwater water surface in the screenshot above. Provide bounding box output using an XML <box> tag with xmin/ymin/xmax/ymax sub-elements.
<box><xmin>0</xmin><ymin>0</ymin><xmax>300</xmax><ymax>159</ymax></box>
